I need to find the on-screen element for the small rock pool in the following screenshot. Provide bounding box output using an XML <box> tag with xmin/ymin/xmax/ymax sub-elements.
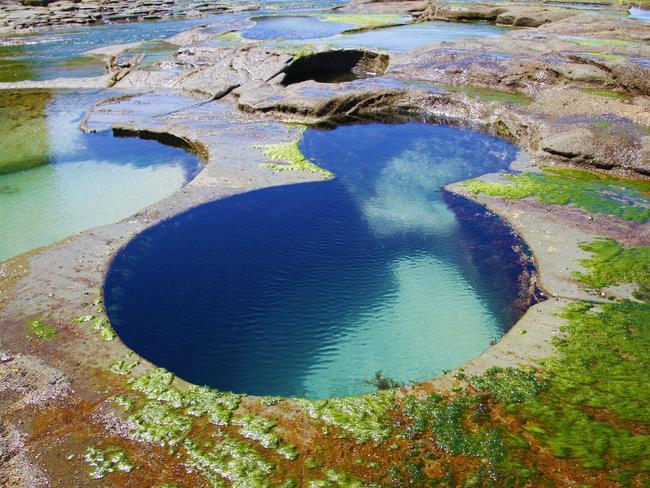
<box><xmin>105</xmin><ymin>122</ymin><xmax>532</xmax><ymax>399</ymax></box>
<box><xmin>271</xmin><ymin>21</ymin><xmax>508</xmax><ymax>52</ymax></box>
<box><xmin>0</xmin><ymin>90</ymin><xmax>202</xmax><ymax>261</ymax></box>
<box><xmin>242</xmin><ymin>15</ymin><xmax>355</xmax><ymax>40</ymax></box>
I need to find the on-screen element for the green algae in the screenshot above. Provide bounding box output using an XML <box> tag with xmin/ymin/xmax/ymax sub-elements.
<box><xmin>516</xmin><ymin>300</ymin><xmax>650</xmax><ymax>481</ymax></box>
<box><xmin>109</xmin><ymin>358</ymin><xmax>140</xmax><ymax>375</ymax></box>
<box><xmin>129</xmin><ymin>401</ymin><xmax>193</xmax><ymax>447</ymax></box>
<box><xmin>583</xmin><ymin>88</ymin><xmax>626</xmax><ymax>99</ymax></box>
<box><xmin>295</xmin><ymin>390</ymin><xmax>395</xmax><ymax>444</ymax></box>
<box><xmin>403</xmin><ymin>393</ymin><xmax>534</xmax><ymax>483</ymax></box>
<box><xmin>464</xmin><ymin>367</ymin><xmax>547</xmax><ymax>405</ymax></box>
<box><xmin>574</xmin><ymin>239</ymin><xmax>650</xmax><ymax>300</ymax></box>
<box><xmin>83</xmin><ymin>446</ymin><xmax>135</xmax><ymax>479</ymax></box>
<box><xmin>184</xmin><ymin>385</ymin><xmax>242</xmax><ymax>425</ymax></box>
<box><xmin>0</xmin><ymin>90</ymin><xmax>51</xmax><ymax>174</ymax></box>
<box><xmin>461</xmin><ymin>167</ymin><xmax>650</xmax><ymax>223</ymax></box>
<box><xmin>25</xmin><ymin>319</ymin><xmax>58</xmax><ymax>340</ymax></box>
<box><xmin>277</xmin><ymin>444</ymin><xmax>299</xmax><ymax>461</ymax></box>
<box><xmin>448</xmin><ymin>85</ymin><xmax>531</xmax><ymax>105</ymax></box>
<box><xmin>259</xmin><ymin>140</ymin><xmax>333</xmax><ymax>178</ymax></box>
<box><xmin>260</xmin><ymin>396</ymin><xmax>283</xmax><ymax>406</ymax></box>
<box><xmin>308</xmin><ymin>469</ymin><xmax>373</xmax><ymax>488</ymax></box>
<box><xmin>88</xmin><ymin>317</ymin><xmax>116</xmax><ymax>341</ymax></box>
<box><xmin>131</xmin><ymin>368</ymin><xmax>185</xmax><ymax>407</ymax></box>
<box><xmin>108</xmin><ymin>394</ymin><xmax>135</xmax><ymax>412</ymax></box>
<box><xmin>233</xmin><ymin>414</ymin><xmax>282</xmax><ymax>449</ymax></box>
<box><xmin>75</xmin><ymin>314</ymin><xmax>95</xmax><ymax>323</ymax></box>
<box><xmin>568</xmin><ymin>37</ymin><xmax>640</xmax><ymax>48</ymax></box>
<box><xmin>184</xmin><ymin>436</ymin><xmax>274</xmax><ymax>488</ymax></box>
<box><xmin>583</xmin><ymin>52</ymin><xmax>626</xmax><ymax>61</ymax></box>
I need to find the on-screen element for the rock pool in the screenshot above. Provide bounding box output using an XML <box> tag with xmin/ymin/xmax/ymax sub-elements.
<box><xmin>105</xmin><ymin>122</ymin><xmax>532</xmax><ymax>399</ymax></box>
<box><xmin>0</xmin><ymin>90</ymin><xmax>201</xmax><ymax>261</ymax></box>
<box><xmin>242</xmin><ymin>15</ymin><xmax>354</xmax><ymax>40</ymax></box>
<box><xmin>272</xmin><ymin>21</ymin><xmax>508</xmax><ymax>52</ymax></box>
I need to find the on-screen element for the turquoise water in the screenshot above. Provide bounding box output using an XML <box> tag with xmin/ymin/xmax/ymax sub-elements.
<box><xmin>272</xmin><ymin>21</ymin><xmax>508</xmax><ymax>52</ymax></box>
<box><xmin>0</xmin><ymin>90</ymin><xmax>201</xmax><ymax>261</ymax></box>
<box><xmin>105</xmin><ymin>123</ymin><xmax>531</xmax><ymax>399</ymax></box>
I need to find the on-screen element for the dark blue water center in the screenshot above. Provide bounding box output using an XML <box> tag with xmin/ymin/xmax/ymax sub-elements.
<box><xmin>105</xmin><ymin>123</ymin><xmax>528</xmax><ymax>399</ymax></box>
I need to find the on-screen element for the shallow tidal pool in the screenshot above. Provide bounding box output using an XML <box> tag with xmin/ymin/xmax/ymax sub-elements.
<box><xmin>0</xmin><ymin>90</ymin><xmax>201</xmax><ymax>261</ymax></box>
<box><xmin>105</xmin><ymin>122</ymin><xmax>529</xmax><ymax>399</ymax></box>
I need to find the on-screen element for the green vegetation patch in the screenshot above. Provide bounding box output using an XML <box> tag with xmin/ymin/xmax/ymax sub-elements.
<box><xmin>259</xmin><ymin>140</ymin><xmax>333</xmax><ymax>178</ymax></box>
<box><xmin>464</xmin><ymin>367</ymin><xmax>548</xmax><ymax>404</ymax></box>
<box><xmin>567</xmin><ymin>36</ymin><xmax>641</xmax><ymax>48</ymax></box>
<box><xmin>184</xmin><ymin>384</ymin><xmax>242</xmax><ymax>425</ymax></box>
<box><xmin>83</xmin><ymin>446</ymin><xmax>135</xmax><ymax>479</ymax></box>
<box><xmin>403</xmin><ymin>392</ymin><xmax>534</xmax><ymax>483</ymax></box>
<box><xmin>517</xmin><ymin>300</ymin><xmax>650</xmax><ymax>482</ymax></box>
<box><xmin>184</xmin><ymin>436</ymin><xmax>274</xmax><ymax>488</ymax></box>
<box><xmin>449</xmin><ymin>85</ymin><xmax>531</xmax><ymax>105</ymax></box>
<box><xmin>295</xmin><ymin>390</ymin><xmax>395</xmax><ymax>444</ymax></box>
<box><xmin>574</xmin><ymin>238</ymin><xmax>650</xmax><ymax>301</ymax></box>
<box><xmin>88</xmin><ymin>317</ymin><xmax>116</xmax><ymax>341</ymax></box>
<box><xmin>233</xmin><ymin>414</ymin><xmax>282</xmax><ymax>449</ymax></box>
<box><xmin>461</xmin><ymin>167</ymin><xmax>650</xmax><ymax>223</ymax></box>
<box><xmin>131</xmin><ymin>367</ymin><xmax>185</xmax><ymax>407</ymax></box>
<box><xmin>109</xmin><ymin>358</ymin><xmax>140</xmax><ymax>375</ymax></box>
<box><xmin>25</xmin><ymin>319</ymin><xmax>58</xmax><ymax>340</ymax></box>
<box><xmin>583</xmin><ymin>88</ymin><xmax>627</xmax><ymax>99</ymax></box>
<box><xmin>129</xmin><ymin>401</ymin><xmax>193</xmax><ymax>447</ymax></box>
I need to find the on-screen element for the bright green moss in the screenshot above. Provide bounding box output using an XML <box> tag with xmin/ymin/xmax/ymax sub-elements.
<box><xmin>574</xmin><ymin>239</ymin><xmax>650</xmax><ymax>300</ymax></box>
<box><xmin>464</xmin><ymin>367</ymin><xmax>548</xmax><ymax>404</ymax></box>
<box><xmin>277</xmin><ymin>444</ymin><xmax>299</xmax><ymax>461</ymax></box>
<box><xmin>402</xmin><ymin>393</ymin><xmax>533</xmax><ymax>482</ymax></box>
<box><xmin>25</xmin><ymin>319</ymin><xmax>57</xmax><ymax>340</ymax></box>
<box><xmin>583</xmin><ymin>52</ymin><xmax>626</xmax><ymax>61</ymax></box>
<box><xmin>259</xmin><ymin>140</ymin><xmax>333</xmax><ymax>178</ymax></box>
<box><xmin>184</xmin><ymin>436</ymin><xmax>274</xmax><ymax>488</ymax></box>
<box><xmin>184</xmin><ymin>385</ymin><xmax>241</xmax><ymax>425</ymax></box>
<box><xmin>461</xmin><ymin>167</ymin><xmax>650</xmax><ymax>223</ymax></box>
<box><xmin>88</xmin><ymin>317</ymin><xmax>116</xmax><ymax>341</ymax></box>
<box><xmin>295</xmin><ymin>390</ymin><xmax>395</xmax><ymax>444</ymax></box>
<box><xmin>75</xmin><ymin>314</ymin><xmax>95</xmax><ymax>323</ymax></box>
<box><xmin>83</xmin><ymin>446</ymin><xmax>135</xmax><ymax>479</ymax></box>
<box><xmin>516</xmin><ymin>300</ymin><xmax>650</xmax><ymax>481</ymax></box>
<box><xmin>109</xmin><ymin>358</ymin><xmax>140</xmax><ymax>376</ymax></box>
<box><xmin>324</xmin><ymin>469</ymin><xmax>373</xmax><ymax>487</ymax></box>
<box><xmin>404</xmin><ymin>392</ymin><xmax>534</xmax><ymax>486</ymax></box>
<box><xmin>260</xmin><ymin>396</ymin><xmax>283</xmax><ymax>406</ymax></box>
<box><xmin>131</xmin><ymin>368</ymin><xmax>184</xmax><ymax>407</ymax></box>
<box><xmin>129</xmin><ymin>401</ymin><xmax>193</xmax><ymax>447</ymax></box>
<box><xmin>233</xmin><ymin>414</ymin><xmax>282</xmax><ymax>449</ymax></box>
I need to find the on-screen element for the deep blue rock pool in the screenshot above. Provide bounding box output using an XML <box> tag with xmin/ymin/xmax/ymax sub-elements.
<box><xmin>105</xmin><ymin>122</ymin><xmax>532</xmax><ymax>399</ymax></box>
